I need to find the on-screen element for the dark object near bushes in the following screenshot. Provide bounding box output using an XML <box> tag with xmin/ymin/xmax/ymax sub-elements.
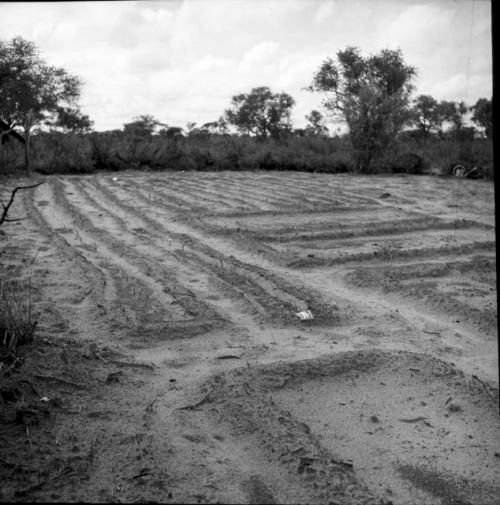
<box><xmin>444</xmin><ymin>163</ymin><xmax>483</xmax><ymax>179</ymax></box>
<box><xmin>390</xmin><ymin>153</ymin><xmax>427</xmax><ymax>174</ymax></box>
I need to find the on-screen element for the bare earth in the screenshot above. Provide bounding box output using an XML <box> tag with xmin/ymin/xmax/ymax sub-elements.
<box><xmin>0</xmin><ymin>170</ymin><xmax>498</xmax><ymax>504</ymax></box>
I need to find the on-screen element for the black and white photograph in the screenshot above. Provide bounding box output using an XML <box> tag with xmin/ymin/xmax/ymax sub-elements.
<box><xmin>0</xmin><ymin>1</ymin><xmax>496</xmax><ymax>503</ymax></box>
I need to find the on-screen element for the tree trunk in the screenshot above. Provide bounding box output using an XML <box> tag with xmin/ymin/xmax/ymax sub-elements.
<box><xmin>423</xmin><ymin>128</ymin><xmax>429</xmax><ymax>144</ymax></box>
<box><xmin>24</xmin><ymin>110</ymin><xmax>34</xmax><ymax>176</ymax></box>
<box><xmin>24</xmin><ymin>128</ymin><xmax>31</xmax><ymax>176</ymax></box>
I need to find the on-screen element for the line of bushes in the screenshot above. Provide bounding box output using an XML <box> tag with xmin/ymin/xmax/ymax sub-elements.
<box><xmin>0</xmin><ymin>130</ymin><xmax>494</xmax><ymax>179</ymax></box>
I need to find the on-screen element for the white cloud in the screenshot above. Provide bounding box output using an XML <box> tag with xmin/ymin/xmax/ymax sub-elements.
<box><xmin>428</xmin><ymin>73</ymin><xmax>492</xmax><ymax>104</ymax></box>
<box><xmin>313</xmin><ymin>1</ymin><xmax>335</xmax><ymax>24</ymax></box>
<box><xmin>239</xmin><ymin>42</ymin><xmax>280</xmax><ymax>71</ymax></box>
<box><xmin>0</xmin><ymin>0</ymin><xmax>492</xmax><ymax>131</ymax></box>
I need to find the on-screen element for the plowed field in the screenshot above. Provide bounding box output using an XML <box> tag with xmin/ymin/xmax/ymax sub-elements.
<box><xmin>1</xmin><ymin>171</ymin><xmax>498</xmax><ymax>504</ymax></box>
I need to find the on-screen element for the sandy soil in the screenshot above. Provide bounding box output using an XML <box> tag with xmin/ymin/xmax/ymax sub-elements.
<box><xmin>0</xmin><ymin>171</ymin><xmax>498</xmax><ymax>504</ymax></box>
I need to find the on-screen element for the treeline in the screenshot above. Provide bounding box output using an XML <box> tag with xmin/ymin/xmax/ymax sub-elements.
<box><xmin>0</xmin><ymin>125</ymin><xmax>492</xmax><ymax>178</ymax></box>
<box><xmin>0</xmin><ymin>37</ymin><xmax>493</xmax><ymax>178</ymax></box>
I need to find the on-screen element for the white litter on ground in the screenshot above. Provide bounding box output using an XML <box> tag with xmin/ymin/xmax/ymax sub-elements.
<box><xmin>295</xmin><ymin>310</ymin><xmax>314</xmax><ymax>321</ymax></box>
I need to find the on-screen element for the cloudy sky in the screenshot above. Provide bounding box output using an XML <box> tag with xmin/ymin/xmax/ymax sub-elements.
<box><xmin>0</xmin><ymin>0</ymin><xmax>492</xmax><ymax>132</ymax></box>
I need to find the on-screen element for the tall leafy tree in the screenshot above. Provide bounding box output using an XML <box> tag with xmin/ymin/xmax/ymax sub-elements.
<box><xmin>308</xmin><ymin>47</ymin><xmax>416</xmax><ymax>172</ymax></box>
<box><xmin>0</xmin><ymin>36</ymin><xmax>88</xmax><ymax>174</ymax></box>
<box><xmin>470</xmin><ymin>97</ymin><xmax>492</xmax><ymax>139</ymax></box>
<box><xmin>225</xmin><ymin>86</ymin><xmax>295</xmax><ymax>141</ymax></box>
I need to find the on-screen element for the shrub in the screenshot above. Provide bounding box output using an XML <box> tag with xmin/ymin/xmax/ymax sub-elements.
<box><xmin>33</xmin><ymin>132</ymin><xmax>95</xmax><ymax>174</ymax></box>
<box><xmin>395</xmin><ymin>134</ymin><xmax>493</xmax><ymax>179</ymax></box>
<box><xmin>0</xmin><ymin>128</ymin><xmax>493</xmax><ymax>179</ymax></box>
<box><xmin>89</xmin><ymin>132</ymin><xmax>126</xmax><ymax>171</ymax></box>
<box><xmin>389</xmin><ymin>152</ymin><xmax>428</xmax><ymax>175</ymax></box>
<box><xmin>0</xmin><ymin>141</ymin><xmax>24</xmax><ymax>173</ymax></box>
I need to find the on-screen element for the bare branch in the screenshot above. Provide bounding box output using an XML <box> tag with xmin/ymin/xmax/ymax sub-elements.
<box><xmin>0</xmin><ymin>182</ymin><xmax>44</xmax><ymax>226</ymax></box>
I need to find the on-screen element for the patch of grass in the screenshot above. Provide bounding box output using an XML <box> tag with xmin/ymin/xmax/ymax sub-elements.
<box><xmin>0</xmin><ymin>280</ymin><xmax>37</xmax><ymax>354</ymax></box>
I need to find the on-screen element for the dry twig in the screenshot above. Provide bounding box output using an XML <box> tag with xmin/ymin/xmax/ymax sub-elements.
<box><xmin>0</xmin><ymin>182</ymin><xmax>44</xmax><ymax>227</ymax></box>
<box><xmin>33</xmin><ymin>373</ymin><xmax>87</xmax><ymax>389</ymax></box>
<box><xmin>106</xmin><ymin>359</ymin><xmax>154</xmax><ymax>370</ymax></box>
<box><xmin>178</xmin><ymin>394</ymin><xmax>211</xmax><ymax>411</ymax></box>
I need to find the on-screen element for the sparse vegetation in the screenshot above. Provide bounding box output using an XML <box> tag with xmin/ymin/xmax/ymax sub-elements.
<box><xmin>0</xmin><ymin>36</ymin><xmax>493</xmax><ymax>179</ymax></box>
<box><xmin>0</xmin><ymin>167</ymin><xmax>497</xmax><ymax>503</ymax></box>
<box><xmin>0</xmin><ymin>279</ymin><xmax>36</xmax><ymax>353</ymax></box>
<box><xmin>0</xmin><ymin>126</ymin><xmax>492</xmax><ymax>178</ymax></box>
<box><xmin>1</xmin><ymin>182</ymin><xmax>42</xmax><ymax>360</ymax></box>
<box><xmin>0</xmin><ymin>14</ymin><xmax>496</xmax><ymax>503</ymax></box>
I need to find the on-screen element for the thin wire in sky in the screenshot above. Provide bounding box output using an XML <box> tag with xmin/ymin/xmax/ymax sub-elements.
<box><xmin>464</xmin><ymin>0</ymin><xmax>475</xmax><ymax>103</ymax></box>
<box><xmin>452</xmin><ymin>1</ymin><xmax>476</xmax><ymax>230</ymax></box>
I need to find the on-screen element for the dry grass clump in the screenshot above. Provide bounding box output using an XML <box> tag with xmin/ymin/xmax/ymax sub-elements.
<box><xmin>0</xmin><ymin>280</ymin><xmax>36</xmax><ymax>353</ymax></box>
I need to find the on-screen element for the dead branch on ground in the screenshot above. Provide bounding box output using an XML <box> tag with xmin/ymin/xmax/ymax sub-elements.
<box><xmin>0</xmin><ymin>182</ymin><xmax>44</xmax><ymax>227</ymax></box>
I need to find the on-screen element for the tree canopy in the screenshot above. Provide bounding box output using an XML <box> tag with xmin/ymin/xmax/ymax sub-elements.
<box><xmin>123</xmin><ymin>114</ymin><xmax>163</xmax><ymax>138</ymax></box>
<box><xmin>470</xmin><ymin>97</ymin><xmax>492</xmax><ymax>139</ymax></box>
<box><xmin>308</xmin><ymin>47</ymin><xmax>416</xmax><ymax>172</ymax></box>
<box><xmin>412</xmin><ymin>95</ymin><xmax>440</xmax><ymax>141</ymax></box>
<box><xmin>0</xmin><ymin>36</ymin><xmax>89</xmax><ymax>173</ymax></box>
<box><xmin>305</xmin><ymin>110</ymin><xmax>328</xmax><ymax>136</ymax></box>
<box><xmin>411</xmin><ymin>95</ymin><xmax>468</xmax><ymax>141</ymax></box>
<box><xmin>225</xmin><ymin>86</ymin><xmax>295</xmax><ymax>141</ymax></box>
<box><xmin>49</xmin><ymin>106</ymin><xmax>93</xmax><ymax>133</ymax></box>
<box><xmin>158</xmin><ymin>125</ymin><xmax>184</xmax><ymax>140</ymax></box>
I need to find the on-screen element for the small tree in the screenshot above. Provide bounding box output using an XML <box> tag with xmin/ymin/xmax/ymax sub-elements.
<box><xmin>448</xmin><ymin>101</ymin><xmax>468</xmax><ymax>133</ymax></box>
<box><xmin>308</xmin><ymin>47</ymin><xmax>416</xmax><ymax>172</ymax></box>
<box><xmin>0</xmin><ymin>36</ymin><xmax>88</xmax><ymax>175</ymax></box>
<box><xmin>438</xmin><ymin>101</ymin><xmax>476</xmax><ymax>144</ymax></box>
<box><xmin>305</xmin><ymin>110</ymin><xmax>328</xmax><ymax>136</ymax></box>
<box><xmin>185</xmin><ymin>122</ymin><xmax>198</xmax><ymax>137</ymax></box>
<box><xmin>411</xmin><ymin>95</ymin><xmax>442</xmax><ymax>142</ymax></box>
<box><xmin>225</xmin><ymin>86</ymin><xmax>295</xmax><ymax>141</ymax></box>
<box><xmin>48</xmin><ymin>106</ymin><xmax>93</xmax><ymax>133</ymax></box>
<box><xmin>470</xmin><ymin>97</ymin><xmax>492</xmax><ymax>139</ymax></box>
<box><xmin>123</xmin><ymin>115</ymin><xmax>162</xmax><ymax>138</ymax></box>
<box><xmin>216</xmin><ymin>115</ymin><xmax>229</xmax><ymax>135</ymax></box>
<box><xmin>158</xmin><ymin>125</ymin><xmax>184</xmax><ymax>140</ymax></box>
